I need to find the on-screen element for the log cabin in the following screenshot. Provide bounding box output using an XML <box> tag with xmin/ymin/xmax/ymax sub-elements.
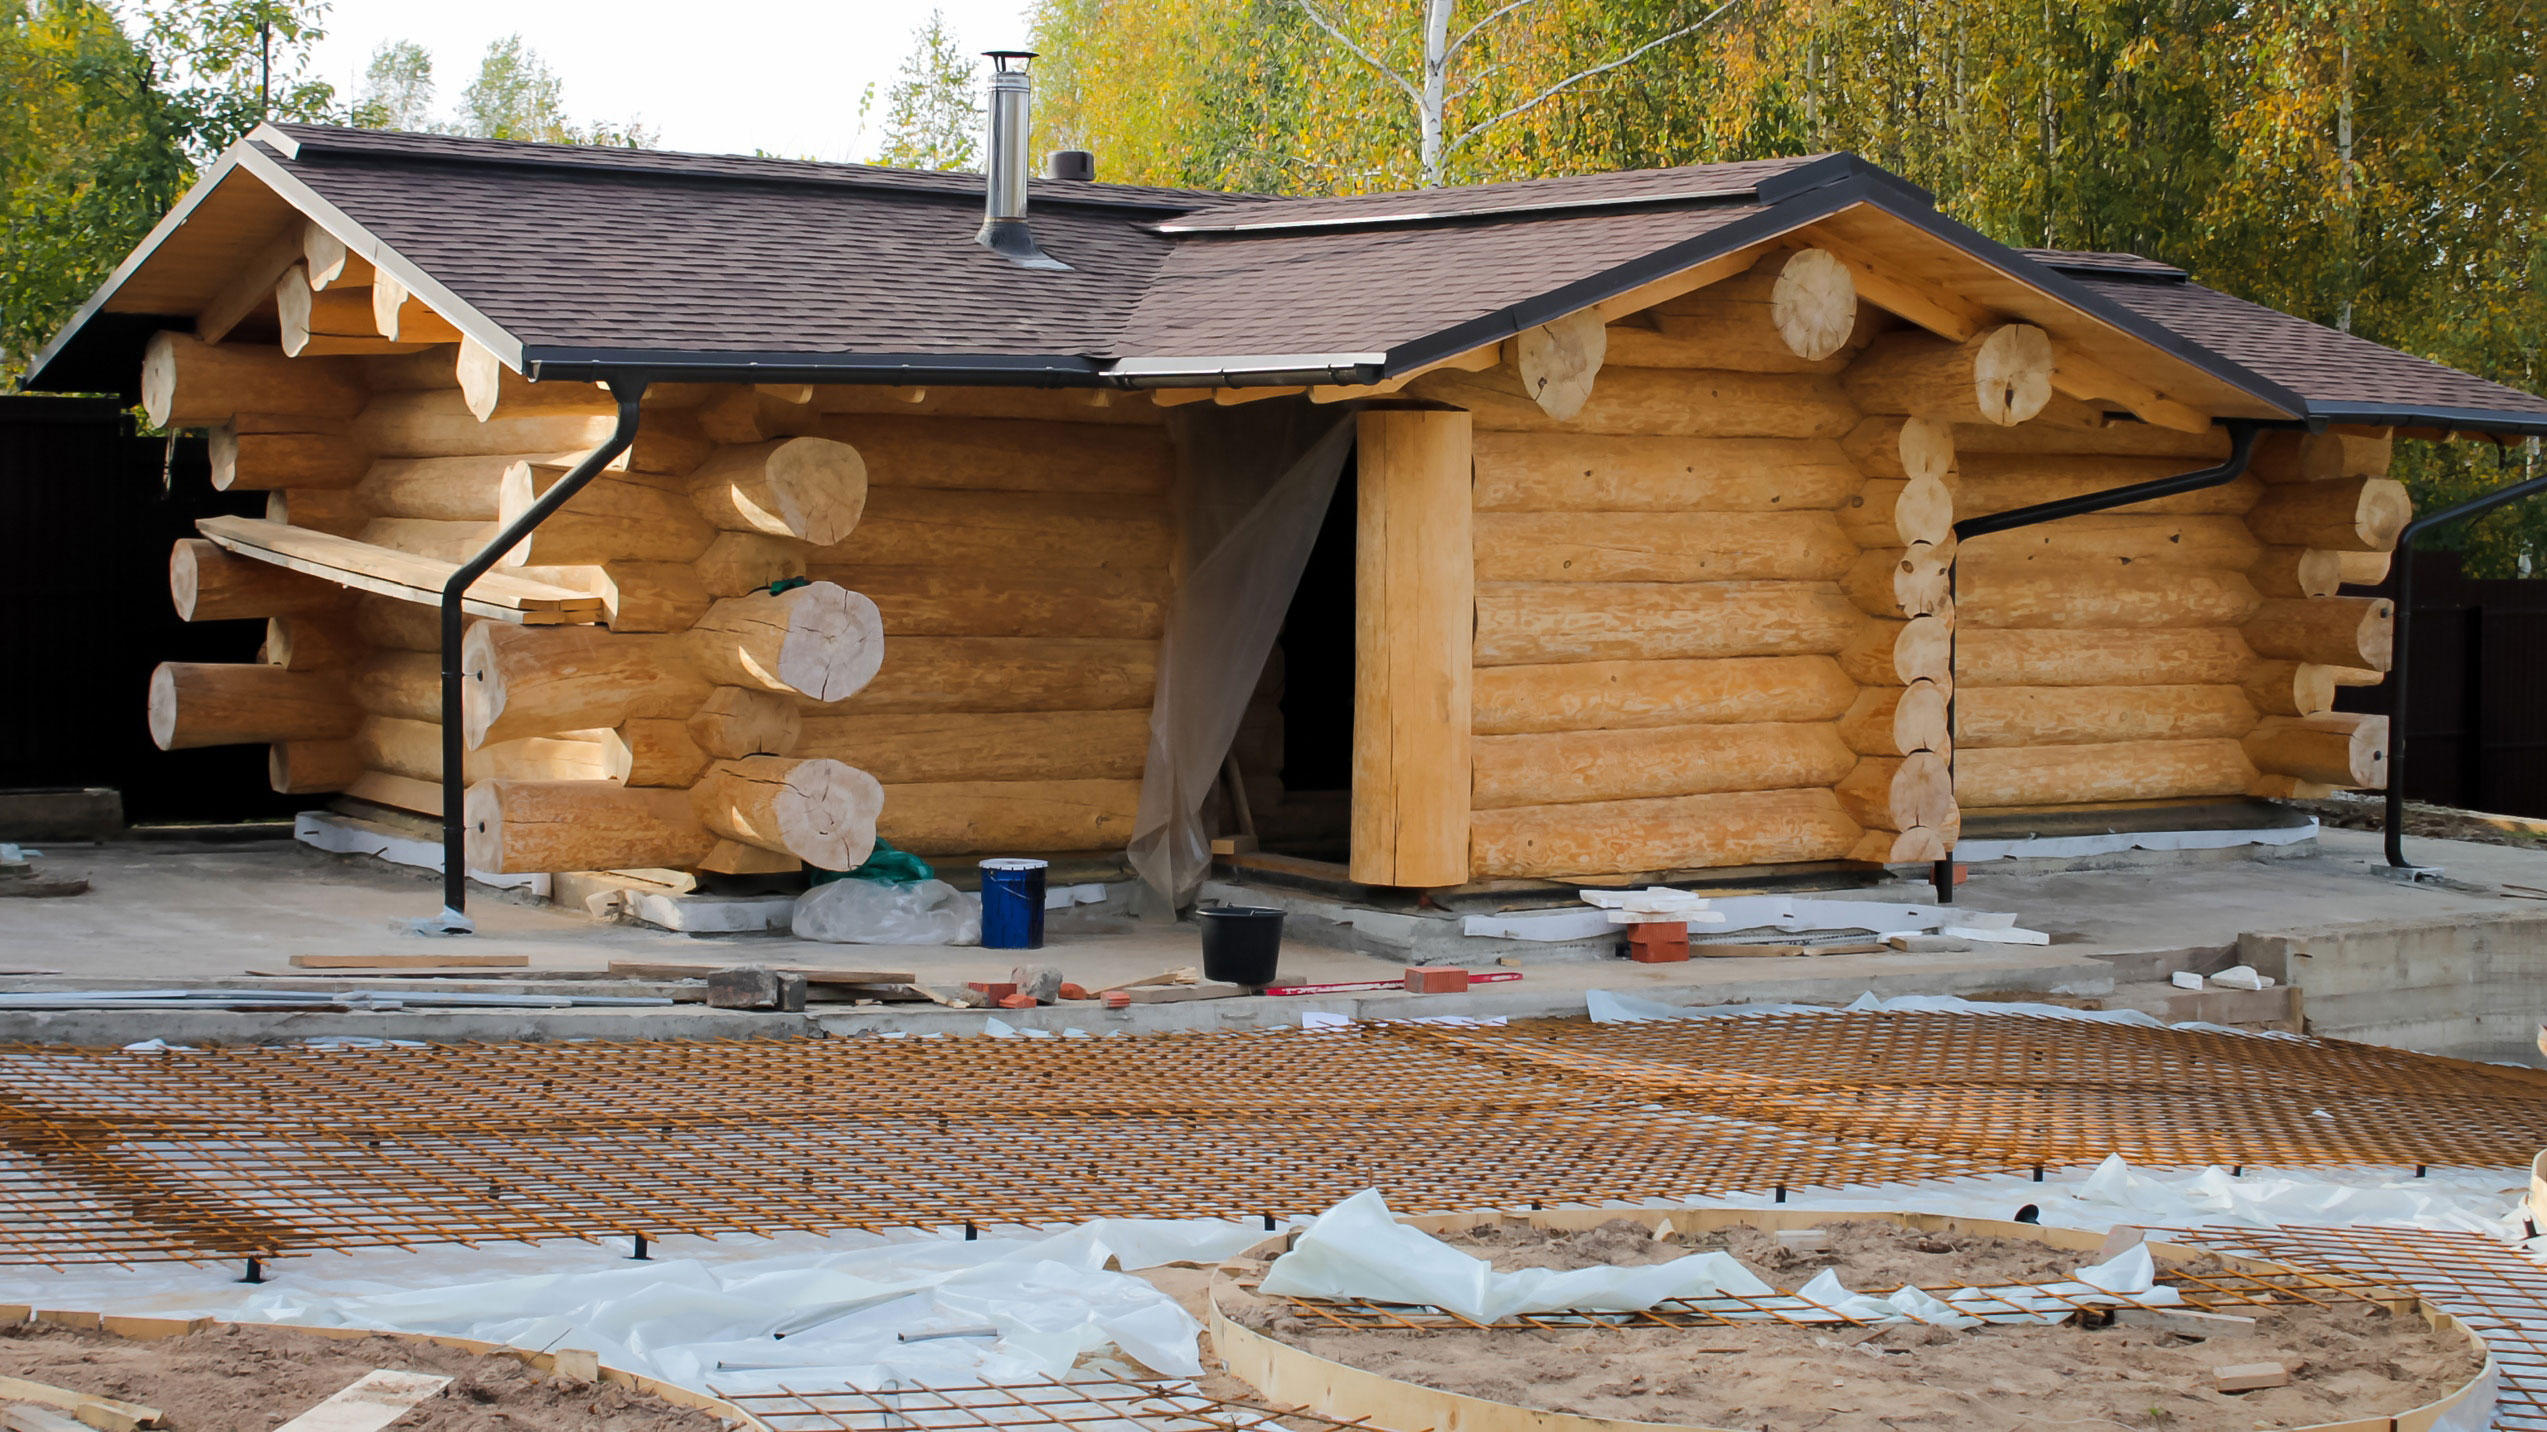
<box><xmin>24</xmin><ymin>86</ymin><xmax>2547</xmax><ymax>914</ymax></box>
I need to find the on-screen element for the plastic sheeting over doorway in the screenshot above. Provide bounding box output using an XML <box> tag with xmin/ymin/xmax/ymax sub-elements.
<box><xmin>1129</xmin><ymin>401</ymin><xmax>1357</xmax><ymax>908</ymax></box>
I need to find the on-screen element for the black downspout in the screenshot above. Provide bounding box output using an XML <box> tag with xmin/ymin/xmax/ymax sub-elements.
<box><xmin>1928</xmin><ymin>420</ymin><xmax>2263</xmax><ymax>905</ymax></box>
<box><xmin>433</xmin><ymin>376</ymin><xmax>649</xmax><ymax>929</ymax></box>
<box><xmin>2384</xmin><ymin>466</ymin><xmax>2547</xmax><ymax>869</ymax></box>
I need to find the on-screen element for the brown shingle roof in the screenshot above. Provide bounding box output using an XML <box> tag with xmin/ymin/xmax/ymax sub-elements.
<box><xmin>2035</xmin><ymin>257</ymin><xmax>2547</xmax><ymax>424</ymax></box>
<box><xmin>30</xmin><ymin>126</ymin><xmax>2547</xmax><ymax>433</ymax></box>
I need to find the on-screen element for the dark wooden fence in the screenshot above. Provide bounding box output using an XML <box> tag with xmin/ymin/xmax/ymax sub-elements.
<box><xmin>0</xmin><ymin>395</ymin><xmax>303</xmax><ymax>824</ymax></box>
<box><xmin>2340</xmin><ymin>549</ymin><xmax>2547</xmax><ymax>818</ymax></box>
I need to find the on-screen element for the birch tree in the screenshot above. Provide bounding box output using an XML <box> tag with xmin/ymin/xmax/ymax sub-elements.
<box><xmin>1294</xmin><ymin>0</ymin><xmax>1748</xmax><ymax>186</ymax></box>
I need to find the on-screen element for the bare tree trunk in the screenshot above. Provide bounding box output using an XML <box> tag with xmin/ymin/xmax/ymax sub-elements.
<box><xmin>1421</xmin><ymin>0</ymin><xmax>1454</xmax><ymax>186</ymax></box>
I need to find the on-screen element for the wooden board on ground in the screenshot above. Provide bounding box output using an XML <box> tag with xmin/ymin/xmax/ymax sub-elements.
<box><xmin>1095</xmin><ymin>967</ymin><xmax>1199</xmax><ymax>994</ymax></box>
<box><xmin>287</xmin><ymin>953</ymin><xmax>529</xmax><ymax>969</ymax></box>
<box><xmin>6</xmin><ymin>1407</ymin><xmax>93</xmax><ymax>1432</ymax></box>
<box><xmin>1688</xmin><ymin>940</ymin><xmax>1888</xmax><ymax>958</ymax></box>
<box><xmin>604</xmin><ymin>960</ymin><xmax>916</xmax><ymax>984</ymax></box>
<box><xmin>1120</xmin><ymin>980</ymin><xmax>1247</xmax><ymax>1004</ymax></box>
<box><xmin>0</xmin><ymin>1374</ymin><xmax>164</xmax><ymax>1431</ymax></box>
<box><xmin>196</xmin><ymin>515</ymin><xmax>603</xmax><ymax>624</ymax></box>
<box><xmin>272</xmin><ymin>1370</ymin><xmax>451</xmax><ymax>1432</ymax></box>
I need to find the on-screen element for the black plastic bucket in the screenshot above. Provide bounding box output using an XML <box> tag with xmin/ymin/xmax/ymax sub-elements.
<box><xmin>1198</xmin><ymin>905</ymin><xmax>1285</xmax><ymax>987</ymax></box>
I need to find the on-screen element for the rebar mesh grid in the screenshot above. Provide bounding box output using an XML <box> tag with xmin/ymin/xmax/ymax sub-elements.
<box><xmin>4</xmin><ymin>1012</ymin><xmax>2546</xmax><ymax>1265</ymax></box>
<box><xmin>712</xmin><ymin>1379</ymin><xmax>1396</xmax><ymax>1432</ymax></box>
<box><xmin>2163</xmin><ymin>1224</ymin><xmax>2547</xmax><ymax>1431</ymax></box>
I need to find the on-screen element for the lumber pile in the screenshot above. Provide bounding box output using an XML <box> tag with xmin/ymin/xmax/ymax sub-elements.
<box><xmin>145</xmin><ymin>222</ymin><xmax>1174</xmax><ymax>875</ymax></box>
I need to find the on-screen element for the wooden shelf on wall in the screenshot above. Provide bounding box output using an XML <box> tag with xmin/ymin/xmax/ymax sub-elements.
<box><xmin>195</xmin><ymin>515</ymin><xmax>604</xmax><ymax>624</ymax></box>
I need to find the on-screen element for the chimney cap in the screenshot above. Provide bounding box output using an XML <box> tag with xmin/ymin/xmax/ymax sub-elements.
<box><xmin>1049</xmin><ymin>150</ymin><xmax>1096</xmax><ymax>182</ymax></box>
<box><xmin>983</xmin><ymin>49</ymin><xmax>1037</xmax><ymax>71</ymax></box>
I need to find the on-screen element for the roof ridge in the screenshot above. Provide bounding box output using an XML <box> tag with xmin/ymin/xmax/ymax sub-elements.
<box><xmin>261</xmin><ymin>122</ymin><xmax>1265</xmax><ymax>211</ymax></box>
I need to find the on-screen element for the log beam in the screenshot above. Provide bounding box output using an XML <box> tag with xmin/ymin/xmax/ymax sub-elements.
<box><xmin>149</xmin><ymin>662</ymin><xmax>358</xmax><ymax>750</ymax></box>
<box><xmin>1353</xmin><ymin>407</ymin><xmax>1474</xmax><ymax>887</ymax></box>
<box><xmin>1844</xmin><ymin>325</ymin><xmax>2054</xmax><ymax>427</ymax></box>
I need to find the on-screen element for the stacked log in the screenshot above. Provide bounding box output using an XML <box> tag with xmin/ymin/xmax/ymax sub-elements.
<box><xmin>155</xmin><ymin>243</ymin><xmax>1189</xmax><ymax>870</ymax></box>
<box><xmin>1830</xmin><ymin>415</ymin><xmax>1959</xmax><ymax>863</ymax></box>
<box><xmin>798</xmin><ymin>406</ymin><xmax>1172</xmax><ymax>857</ymax></box>
<box><xmin>1444</xmin><ymin>256</ymin><xmax>1882</xmax><ymax>878</ymax></box>
<box><xmin>2234</xmin><ymin>428</ymin><xmax>2399</xmax><ymax>794</ymax></box>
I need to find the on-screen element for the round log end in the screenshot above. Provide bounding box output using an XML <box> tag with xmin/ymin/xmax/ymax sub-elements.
<box><xmin>778</xmin><ymin>582</ymin><xmax>887</xmax><ymax>703</ymax></box>
<box><xmin>775</xmin><ymin>758</ymin><xmax>885</xmax><ymax>871</ymax></box>
<box><xmin>766</xmin><ymin>437</ymin><xmax>870</xmax><ymax>546</ymax></box>
<box><xmin>1772</xmin><ymin>249</ymin><xmax>1858</xmax><ymax>361</ymax></box>
<box><xmin>459</xmin><ymin>622</ymin><xmax>505</xmax><ymax>749</ymax></box>
<box><xmin>139</xmin><ymin>331</ymin><xmax>183</xmax><ymax>430</ymax></box>
<box><xmin>1975</xmin><ymin>325</ymin><xmax>2055</xmax><ymax>427</ymax></box>
<box><xmin>462</xmin><ymin>780</ymin><xmax>506</xmax><ymax>873</ymax></box>
<box><xmin>1896</xmin><ymin>418</ymin><xmax>1955</xmax><ymax>485</ymax></box>
<box><xmin>146</xmin><ymin>663</ymin><xmax>180</xmax><ymax>750</ymax></box>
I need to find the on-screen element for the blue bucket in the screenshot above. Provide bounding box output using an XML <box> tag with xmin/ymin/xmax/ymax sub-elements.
<box><xmin>978</xmin><ymin>858</ymin><xmax>1049</xmax><ymax>949</ymax></box>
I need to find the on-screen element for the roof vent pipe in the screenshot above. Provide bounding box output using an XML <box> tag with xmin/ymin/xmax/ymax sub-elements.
<box><xmin>1049</xmin><ymin>150</ymin><xmax>1095</xmax><ymax>181</ymax></box>
<box><xmin>977</xmin><ymin>51</ymin><xmax>1069</xmax><ymax>270</ymax></box>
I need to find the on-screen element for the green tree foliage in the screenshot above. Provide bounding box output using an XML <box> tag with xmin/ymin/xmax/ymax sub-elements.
<box><xmin>349</xmin><ymin>37</ymin><xmax>433</xmax><ymax>131</ymax></box>
<box><xmin>1035</xmin><ymin>0</ymin><xmax>2547</xmax><ymax>570</ymax></box>
<box><xmin>1</xmin><ymin>0</ymin><xmax>332</xmax><ymax>379</ymax></box>
<box><xmin>874</xmin><ymin>9</ymin><xmax>981</xmax><ymax>171</ymax></box>
<box><xmin>456</xmin><ymin>35</ymin><xmax>653</xmax><ymax>147</ymax></box>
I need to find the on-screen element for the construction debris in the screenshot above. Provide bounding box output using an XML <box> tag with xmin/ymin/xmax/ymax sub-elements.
<box><xmin>0</xmin><ymin>1374</ymin><xmax>162</xmax><ymax>1431</ymax></box>
<box><xmin>2213</xmin><ymin>1360</ymin><xmax>2292</xmax><ymax>1391</ymax></box>
<box><xmin>273</xmin><ymin>1370</ymin><xmax>450</xmax><ymax>1432</ymax></box>
<box><xmin>705</xmin><ymin>967</ymin><xmax>807</xmax><ymax>1012</ymax></box>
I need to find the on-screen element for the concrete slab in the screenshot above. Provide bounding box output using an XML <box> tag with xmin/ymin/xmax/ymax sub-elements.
<box><xmin>4</xmin><ymin>822</ymin><xmax>2544</xmax><ymax>1052</ymax></box>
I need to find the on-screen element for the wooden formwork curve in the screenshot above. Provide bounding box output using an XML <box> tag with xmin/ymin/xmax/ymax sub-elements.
<box><xmin>1208</xmin><ymin>1209</ymin><xmax>2499</xmax><ymax>1432</ymax></box>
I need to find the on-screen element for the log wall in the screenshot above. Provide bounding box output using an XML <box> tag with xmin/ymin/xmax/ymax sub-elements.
<box><xmin>151</xmin><ymin>251</ymin><xmax>1173</xmax><ymax>877</ymax></box>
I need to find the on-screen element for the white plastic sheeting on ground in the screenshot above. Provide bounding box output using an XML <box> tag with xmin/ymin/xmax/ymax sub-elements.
<box><xmin>1255</xmin><ymin>1189</ymin><xmax>2181</xmax><ymax>1328</ymax></box>
<box><xmin>0</xmin><ymin>1219</ymin><xmax>1271</xmax><ymax>1395</ymax></box>
<box><xmin>1259</xmin><ymin>1190</ymin><xmax>1772</xmax><ymax>1321</ymax></box>
<box><xmin>1582</xmin><ymin>987</ymin><xmax>2298</xmax><ymax>1038</ymax></box>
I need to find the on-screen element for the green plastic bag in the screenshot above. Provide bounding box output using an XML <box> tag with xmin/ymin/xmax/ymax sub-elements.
<box><xmin>808</xmin><ymin>838</ymin><xmax>935</xmax><ymax>886</ymax></box>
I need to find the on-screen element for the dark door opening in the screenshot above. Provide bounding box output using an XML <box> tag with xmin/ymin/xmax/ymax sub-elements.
<box><xmin>1236</xmin><ymin>447</ymin><xmax>1356</xmax><ymax>862</ymax></box>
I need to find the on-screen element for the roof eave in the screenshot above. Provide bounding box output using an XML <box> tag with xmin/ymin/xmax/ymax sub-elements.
<box><xmin>20</xmin><ymin>148</ymin><xmax>252</xmax><ymax>391</ymax></box>
<box><xmin>2308</xmin><ymin>402</ymin><xmax>2547</xmax><ymax>440</ymax></box>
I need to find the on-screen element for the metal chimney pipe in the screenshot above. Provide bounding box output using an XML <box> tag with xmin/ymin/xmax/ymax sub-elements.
<box><xmin>977</xmin><ymin>51</ymin><xmax>1066</xmax><ymax>268</ymax></box>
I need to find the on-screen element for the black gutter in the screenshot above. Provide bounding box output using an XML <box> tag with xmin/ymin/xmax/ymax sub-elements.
<box><xmin>1932</xmin><ymin>421</ymin><xmax>2262</xmax><ymax>903</ymax></box>
<box><xmin>433</xmin><ymin>376</ymin><xmax>648</xmax><ymax>929</ymax></box>
<box><xmin>524</xmin><ymin>350</ymin><xmax>1386</xmax><ymax>392</ymax></box>
<box><xmin>2384</xmin><ymin>462</ymin><xmax>2547</xmax><ymax>869</ymax></box>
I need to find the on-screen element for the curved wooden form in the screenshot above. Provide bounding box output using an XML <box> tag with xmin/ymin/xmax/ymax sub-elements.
<box><xmin>1209</xmin><ymin>1208</ymin><xmax>2495</xmax><ymax>1432</ymax></box>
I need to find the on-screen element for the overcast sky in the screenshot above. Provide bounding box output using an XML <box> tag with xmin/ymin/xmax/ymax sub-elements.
<box><xmin>295</xmin><ymin>0</ymin><xmax>1036</xmax><ymax>162</ymax></box>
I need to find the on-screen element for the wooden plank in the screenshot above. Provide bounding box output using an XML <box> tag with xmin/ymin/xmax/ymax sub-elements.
<box><xmin>1351</xmin><ymin>408</ymin><xmax>1474</xmax><ymax>888</ymax></box>
<box><xmin>1688</xmin><ymin>939</ymin><xmax>1887</xmax><ymax>958</ymax></box>
<box><xmin>2050</xmin><ymin>348</ymin><xmax>2213</xmax><ymax>434</ymax></box>
<box><xmin>195</xmin><ymin>515</ymin><xmax>602</xmax><ymax>624</ymax></box>
<box><xmin>288</xmin><ymin>953</ymin><xmax>529</xmax><ymax>969</ymax></box>
<box><xmin>271</xmin><ymin>1370</ymin><xmax>451</xmax><ymax>1432</ymax></box>
<box><xmin>195</xmin><ymin>225</ymin><xmax>307</xmax><ymax>345</ymax></box>
<box><xmin>604</xmin><ymin>960</ymin><xmax>916</xmax><ymax>985</ymax></box>
<box><xmin>0</xmin><ymin>1375</ymin><xmax>164</xmax><ymax>1431</ymax></box>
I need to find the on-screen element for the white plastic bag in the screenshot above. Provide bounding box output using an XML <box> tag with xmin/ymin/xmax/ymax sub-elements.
<box><xmin>793</xmin><ymin>879</ymin><xmax>982</xmax><ymax>945</ymax></box>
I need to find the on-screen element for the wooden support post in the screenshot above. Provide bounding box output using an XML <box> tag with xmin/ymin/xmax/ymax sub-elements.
<box><xmin>1352</xmin><ymin>407</ymin><xmax>1473</xmax><ymax>887</ymax></box>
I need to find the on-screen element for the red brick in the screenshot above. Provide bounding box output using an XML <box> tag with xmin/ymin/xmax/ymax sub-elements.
<box><xmin>1403</xmin><ymin>967</ymin><xmax>1472</xmax><ymax>994</ymax></box>
<box><xmin>967</xmin><ymin>981</ymin><xmax>1019</xmax><ymax>1000</ymax></box>
<box><xmin>1057</xmin><ymin>982</ymin><xmax>1090</xmax><ymax>1001</ymax></box>
<box><xmin>1627</xmin><ymin>921</ymin><xmax>1689</xmax><ymax>947</ymax></box>
<box><xmin>997</xmin><ymin>993</ymin><xmax>1038</xmax><ymax>1009</ymax></box>
<box><xmin>1103</xmin><ymin>991</ymin><xmax>1132</xmax><ymax>1010</ymax></box>
<box><xmin>1628</xmin><ymin>945</ymin><xmax>1690</xmax><ymax>964</ymax></box>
